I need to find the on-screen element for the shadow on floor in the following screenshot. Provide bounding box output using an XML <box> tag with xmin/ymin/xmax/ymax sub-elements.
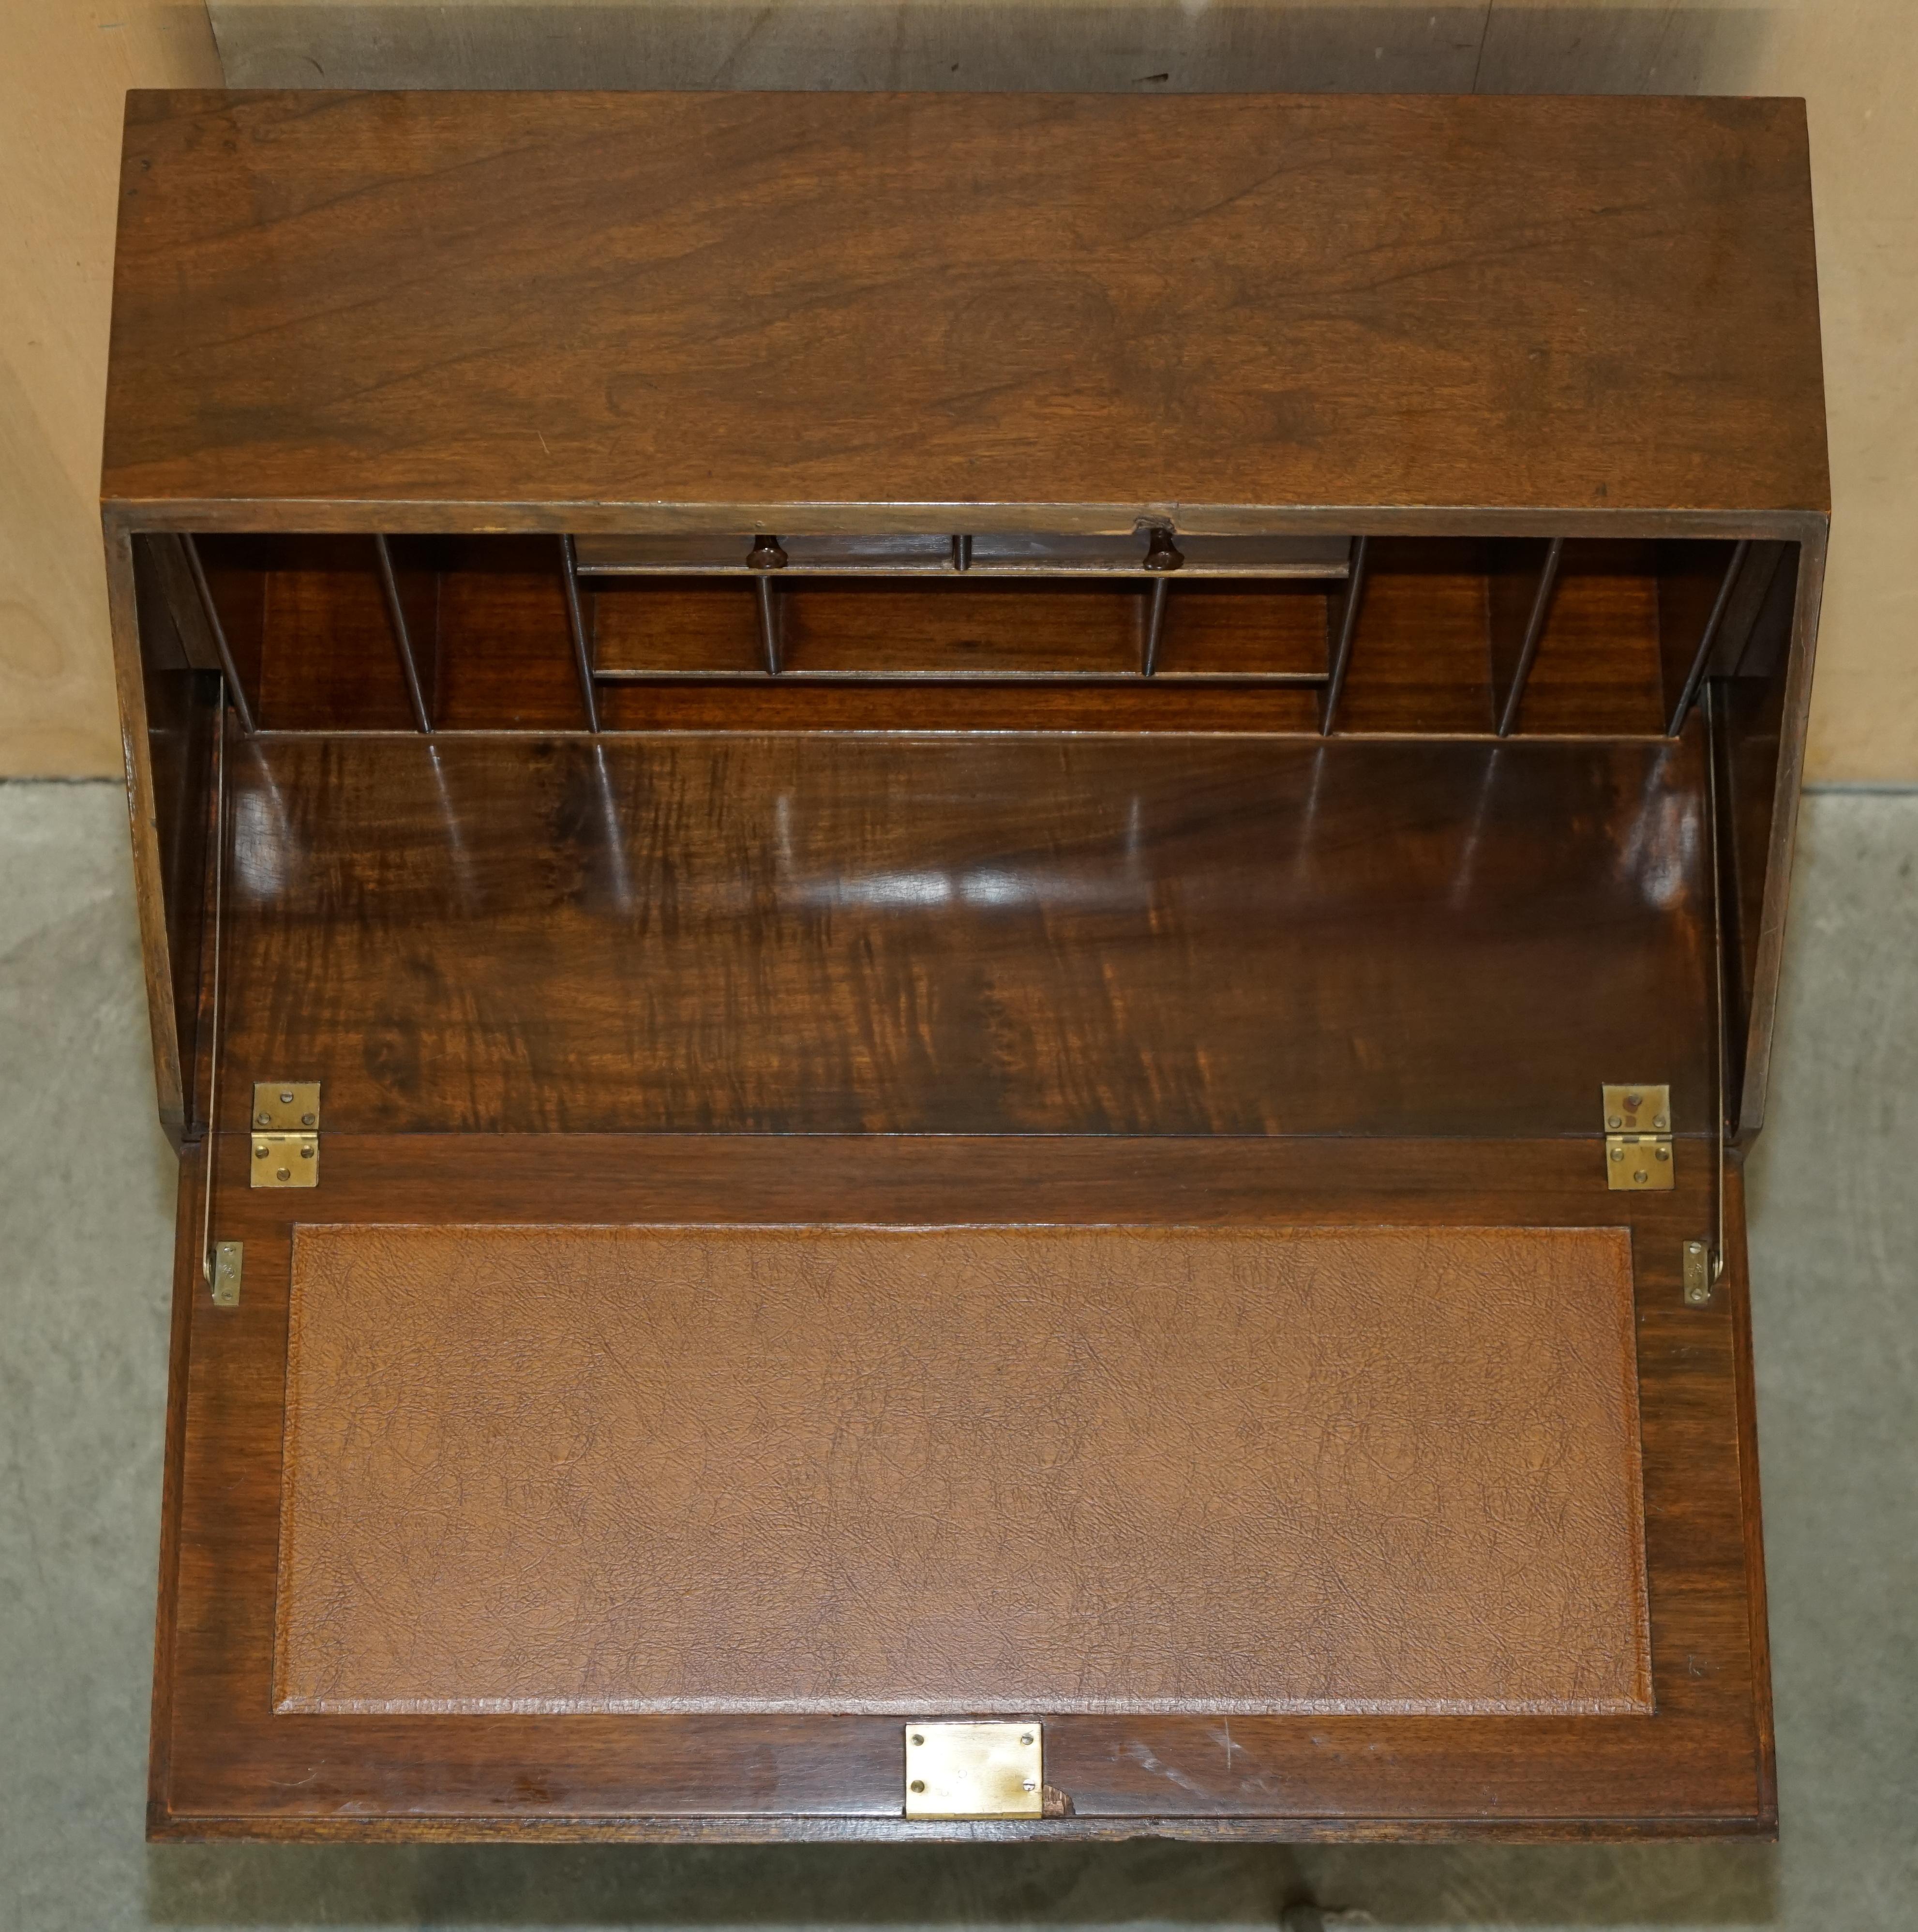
<box><xmin>145</xmin><ymin>1838</ymin><xmax>1778</xmax><ymax>1927</ymax></box>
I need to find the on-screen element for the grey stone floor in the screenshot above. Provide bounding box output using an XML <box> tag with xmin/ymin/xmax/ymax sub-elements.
<box><xmin>0</xmin><ymin>780</ymin><xmax>1912</xmax><ymax>1932</ymax></box>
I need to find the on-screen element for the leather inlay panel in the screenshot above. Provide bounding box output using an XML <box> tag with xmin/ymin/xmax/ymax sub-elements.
<box><xmin>276</xmin><ymin>1223</ymin><xmax>1650</xmax><ymax>1717</ymax></box>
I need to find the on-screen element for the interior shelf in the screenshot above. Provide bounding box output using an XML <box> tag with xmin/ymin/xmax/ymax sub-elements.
<box><xmin>149</xmin><ymin>528</ymin><xmax>1795</xmax><ymax>740</ymax></box>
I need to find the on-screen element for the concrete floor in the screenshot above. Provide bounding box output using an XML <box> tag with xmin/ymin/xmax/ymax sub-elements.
<box><xmin>0</xmin><ymin>779</ymin><xmax>1912</xmax><ymax>1931</ymax></box>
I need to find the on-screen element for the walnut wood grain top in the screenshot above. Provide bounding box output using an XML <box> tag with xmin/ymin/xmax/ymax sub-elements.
<box><xmin>104</xmin><ymin>90</ymin><xmax>1828</xmax><ymax>527</ymax></box>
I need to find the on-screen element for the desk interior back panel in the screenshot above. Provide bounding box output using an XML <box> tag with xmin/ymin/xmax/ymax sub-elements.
<box><xmin>215</xmin><ymin>732</ymin><xmax>1714</xmax><ymax>1138</ymax></box>
<box><xmin>275</xmin><ymin>1222</ymin><xmax>1649</xmax><ymax>1719</ymax></box>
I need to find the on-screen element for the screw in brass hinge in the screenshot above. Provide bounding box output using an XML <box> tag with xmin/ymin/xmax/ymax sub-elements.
<box><xmin>250</xmin><ymin>1081</ymin><xmax>321</xmax><ymax>1188</ymax></box>
<box><xmin>1603</xmin><ymin>1083</ymin><xmax>1674</xmax><ymax>1190</ymax></box>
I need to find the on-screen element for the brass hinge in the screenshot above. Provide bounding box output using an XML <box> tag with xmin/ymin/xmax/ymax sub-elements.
<box><xmin>904</xmin><ymin>1722</ymin><xmax>1043</xmax><ymax>1819</ymax></box>
<box><xmin>250</xmin><ymin>1081</ymin><xmax>321</xmax><ymax>1188</ymax></box>
<box><xmin>1603</xmin><ymin>1083</ymin><xmax>1674</xmax><ymax>1190</ymax></box>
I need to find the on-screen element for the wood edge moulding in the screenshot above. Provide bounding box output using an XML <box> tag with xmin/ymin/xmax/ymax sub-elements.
<box><xmin>101</xmin><ymin>504</ymin><xmax>1831</xmax><ymax>541</ymax></box>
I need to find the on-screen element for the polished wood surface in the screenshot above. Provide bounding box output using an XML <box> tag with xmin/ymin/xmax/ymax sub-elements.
<box><xmin>106</xmin><ymin>529</ymin><xmax>190</xmax><ymax>1143</ymax></box>
<box><xmin>101</xmin><ymin>90</ymin><xmax>1830</xmax><ymax>1140</ymax></box>
<box><xmin>104</xmin><ymin>91</ymin><xmax>1827</xmax><ymax>528</ymax></box>
<box><xmin>185</xmin><ymin>531</ymin><xmax>1772</xmax><ymax>736</ymax></box>
<box><xmin>128</xmin><ymin>537</ymin><xmax>222</xmax><ymax>1140</ymax></box>
<box><xmin>1715</xmin><ymin>546</ymin><xmax>1809</xmax><ymax>1141</ymax></box>
<box><xmin>214</xmin><ymin>731</ymin><xmax>1716</xmax><ymax>1138</ymax></box>
<box><xmin>152</xmin><ymin>1138</ymin><xmax>1770</xmax><ymax>1839</ymax></box>
<box><xmin>113</xmin><ymin>517</ymin><xmax>1826</xmax><ymax>1134</ymax></box>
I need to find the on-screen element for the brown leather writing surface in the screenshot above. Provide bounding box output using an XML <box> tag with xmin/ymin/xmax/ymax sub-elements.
<box><xmin>277</xmin><ymin>1223</ymin><xmax>1649</xmax><ymax>1719</ymax></box>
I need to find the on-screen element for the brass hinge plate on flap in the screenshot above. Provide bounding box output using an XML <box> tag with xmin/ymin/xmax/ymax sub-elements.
<box><xmin>209</xmin><ymin>1241</ymin><xmax>243</xmax><ymax>1308</ymax></box>
<box><xmin>1682</xmin><ymin>1239</ymin><xmax>1721</xmax><ymax>1306</ymax></box>
<box><xmin>904</xmin><ymin>1722</ymin><xmax>1043</xmax><ymax>1819</ymax></box>
<box><xmin>250</xmin><ymin>1081</ymin><xmax>321</xmax><ymax>1188</ymax></box>
<box><xmin>1603</xmin><ymin>1083</ymin><xmax>1673</xmax><ymax>1190</ymax></box>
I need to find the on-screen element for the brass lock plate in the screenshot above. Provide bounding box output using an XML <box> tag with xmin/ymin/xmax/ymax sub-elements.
<box><xmin>904</xmin><ymin>1721</ymin><xmax>1042</xmax><ymax>1819</ymax></box>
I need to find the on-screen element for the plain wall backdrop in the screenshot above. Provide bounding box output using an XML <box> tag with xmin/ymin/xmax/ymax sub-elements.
<box><xmin>3</xmin><ymin>0</ymin><xmax>1912</xmax><ymax>780</ymax></box>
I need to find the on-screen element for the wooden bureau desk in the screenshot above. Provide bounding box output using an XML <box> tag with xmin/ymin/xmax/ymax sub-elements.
<box><xmin>102</xmin><ymin>89</ymin><xmax>1827</xmax><ymax>1841</ymax></box>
